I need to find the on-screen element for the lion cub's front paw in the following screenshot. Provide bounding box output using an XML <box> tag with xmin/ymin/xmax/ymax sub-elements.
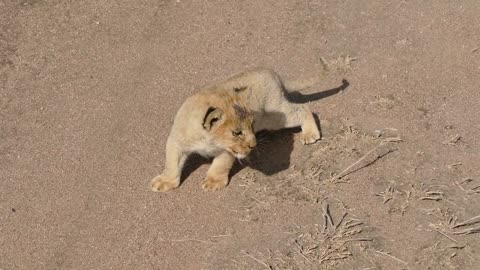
<box><xmin>302</xmin><ymin>129</ymin><xmax>320</xmax><ymax>145</ymax></box>
<box><xmin>150</xmin><ymin>175</ymin><xmax>179</xmax><ymax>192</ymax></box>
<box><xmin>202</xmin><ymin>175</ymin><xmax>228</xmax><ymax>191</ymax></box>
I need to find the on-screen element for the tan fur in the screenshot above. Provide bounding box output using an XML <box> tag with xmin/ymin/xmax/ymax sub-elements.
<box><xmin>151</xmin><ymin>68</ymin><xmax>321</xmax><ymax>192</ymax></box>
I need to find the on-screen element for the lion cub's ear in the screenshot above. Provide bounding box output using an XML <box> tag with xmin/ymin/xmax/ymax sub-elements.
<box><xmin>203</xmin><ymin>107</ymin><xmax>224</xmax><ymax>131</ymax></box>
<box><xmin>233</xmin><ymin>86</ymin><xmax>247</xmax><ymax>92</ymax></box>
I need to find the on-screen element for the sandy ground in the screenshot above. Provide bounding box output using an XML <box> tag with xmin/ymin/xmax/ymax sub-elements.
<box><xmin>2</xmin><ymin>0</ymin><xmax>480</xmax><ymax>269</ymax></box>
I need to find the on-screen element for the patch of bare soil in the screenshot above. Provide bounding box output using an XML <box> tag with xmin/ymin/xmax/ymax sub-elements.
<box><xmin>1</xmin><ymin>1</ymin><xmax>480</xmax><ymax>270</ymax></box>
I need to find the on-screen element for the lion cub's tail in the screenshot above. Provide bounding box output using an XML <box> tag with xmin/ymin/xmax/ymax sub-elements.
<box><xmin>281</xmin><ymin>59</ymin><xmax>330</xmax><ymax>92</ymax></box>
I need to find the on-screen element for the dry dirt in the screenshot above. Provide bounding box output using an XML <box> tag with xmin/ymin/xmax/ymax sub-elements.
<box><xmin>1</xmin><ymin>1</ymin><xmax>480</xmax><ymax>269</ymax></box>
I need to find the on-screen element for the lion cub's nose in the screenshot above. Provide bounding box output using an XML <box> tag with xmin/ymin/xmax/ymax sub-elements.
<box><xmin>248</xmin><ymin>139</ymin><xmax>257</xmax><ymax>149</ymax></box>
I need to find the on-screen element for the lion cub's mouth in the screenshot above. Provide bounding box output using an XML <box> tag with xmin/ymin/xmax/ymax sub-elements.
<box><xmin>232</xmin><ymin>150</ymin><xmax>248</xmax><ymax>159</ymax></box>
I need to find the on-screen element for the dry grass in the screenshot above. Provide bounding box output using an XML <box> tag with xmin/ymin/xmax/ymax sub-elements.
<box><xmin>232</xmin><ymin>202</ymin><xmax>371</xmax><ymax>269</ymax></box>
<box><xmin>321</xmin><ymin>55</ymin><xmax>357</xmax><ymax>73</ymax></box>
<box><xmin>231</xmin><ymin>119</ymin><xmax>479</xmax><ymax>269</ymax></box>
<box><xmin>375</xmin><ymin>186</ymin><xmax>398</xmax><ymax>204</ymax></box>
<box><xmin>456</xmin><ymin>178</ymin><xmax>480</xmax><ymax>195</ymax></box>
<box><xmin>429</xmin><ymin>209</ymin><xmax>480</xmax><ymax>238</ymax></box>
<box><xmin>411</xmin><ymin>183</ymin><xmax>444</xmax><ymax>201</ymax></box>
<box><xmin>375</xmin><ymin>182</ymin><xmax>446</xmax><ymax>215</ymax></box>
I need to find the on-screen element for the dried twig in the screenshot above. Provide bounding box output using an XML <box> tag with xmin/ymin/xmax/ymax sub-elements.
<box><xmin>335</xmin><ymin>212</ymin><xmax>348</xmax><ymax>231</ymax></box>
<box><xmin>442</xmin><ymin>134</ymin><xmax>461</xmax><ymax>145</ymax></box>
<box><xmin>430</xmin><ymin>225</ymin><xmax>459</xmax><ymax>244</ymax></box>
<box><xmin>327</xmin><ymin>138</ymin><xmax>401</xmax><ymax>182</ymax></box>
<box><xmin>452</xmin><ymin>214</ymin><xmax>480</xmax><ymax>229</ymax></box>
<box><xmin>211</xmin><ymin>234</ymin><xmax>232</xmax><ymax>238</ymax></box>
<box><xmin>458</xmin><ymin>178</ymin><xmax>473</xmax><ymax>185</ymax></box>
<box><xmin>375</xmin><ymin>250</ymin><xmax>407</xmax><ymax>265</ymax></box>
<box><xmin>468</xmin><ymin>186</ymin><xmax>480</xmax><ymax>194</ymax></box>
<box><xmin>341</xmin><ymin>238</ymin><xmax>373</xmax><ymax>244</ymax></box>
<box><xmin>456</xmin><ymin>178</ymin><xmax>480</xmax><ymax>194</ymax></box>
<box><xmin>170</xmin><ymin>238</ymin><xmax>215</xmax><ymax>245</ymax></box>
<box><xmin>344</xmin><ymin>219</ymin><xmax>363</xmax><ymax>229</ymax></box>
<box><xmin>447</xmin><ymin>162</ymin><xmax>462</xmax><ymax>169</ymax></box>
<box><xmin>451</xmin><ymin>226</ymin><xmax>480</xmax><ymax>235</ymax></box>
<box><xmin>322</xmin><ymin>203</ymin><xmax>335</xmax><ymax>233</ymax></box>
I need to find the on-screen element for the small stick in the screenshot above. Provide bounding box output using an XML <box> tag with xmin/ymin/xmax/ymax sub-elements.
<box><xmin>211</xmin><ymin>234</ymin><xmax>231</xmax><ymax>238</ymax></box>
<box><xmin>442</xmin><ymin>134</ymin><xmax>461</xmax><ymax>145</ymax></box>
<box><xmin>322</xmin><ymin>204</ymin><xmax>335</xmax><ymax>229</ymax></box>
<box><xmin>341</xmin><ymin>238</ymin><xmax>373</xmax><ymax>244</ymax></box>
<box><xmin>456</xmin><ymin>182</ymin><xmax>467</xmax><ymax>192</ymax></box>
<box><xmin>170</xmin><ymin>238</ymin><xmax>215</xmax><ymax>245</ymax></box>
<box><xmin>335</xmin><ymin>212</ymin><xmax>348</xmax><ymax>230</ymax></box>
<box><xmin>375</xmin><ymin>250</ymin><xmax>407</xmax><ymax>265</ymax></box>
<box><xmin>420</xmin><ymin>196</ymin><xmax>442</xmax><ymax>201</ymax></box>
<box><xmin>431</xmin><ymin>226</ymin><xmax>459</xmax><ymax>244</ymax></box>
<box><xmin>452</xmin><ymin>214</ymin><xmax>480</xmax><ymax>229</ymax></box>
<box><xmin>327</xmin><ymin>139</ymin><xmax>399</xmax><ymax>182</ymax></box>
<box><xmin>448</xmin><ymin>162</ymin><xmax>462</xmax><ymax>169</ymax></box>
<box><xmin>323</xmin><ymin>253</ymin><xmax>351</xmax><ymax>262</ymax></box>
<box><xmin>468</xmin><ymin>185</ymin><xmax>480</xmax><ymax>194</ymax></box>
<box><xmin>452</xmin><ymin>226</ymin><xmax>480</xmax><ymax>235</ymax></box>
<box><xmin>322</xmin><ymin>214</ymin><xmax>328</xmax><ymax>234</ymax></box>
<box><xmin>425</xmin><ymin>191</ymin><xmax>443</xmax><ymax>195</ymax></box>
<box><xmin>345</xmin><ymin>220</ymin><xmax>363</xmax><ymax>229</ymax></box>
<box><xmin>448</xmin><ymin>215</ymin><xmax>458</xmax><ymax>227</ymax></box>
<box><xmin>447</xmin><ymin>244</ymin><xmax>466</xmax><ymax>249</ymax></box>
<box><xmin>458</xmin><ymin>178</ymin><xmax>474</xmax><ymax>185</ymax></box>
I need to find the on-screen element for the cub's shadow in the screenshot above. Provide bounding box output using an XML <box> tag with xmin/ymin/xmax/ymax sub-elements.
<box><xmin>179</xmin><ymin>79</ymin><xmax>349</xmax><ymax>184</ymax></box>
<box><xmin>231</xmin><ymin>128</ymin><xmax>299</xmax><ymax>176</ymax></box>
<box><xmin>180</xmin><ymin>129</ymin><xmax>298</xmax><ymax>183</ymax></box>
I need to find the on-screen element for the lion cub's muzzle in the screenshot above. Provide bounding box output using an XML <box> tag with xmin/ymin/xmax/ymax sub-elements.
<box><xmin>231</xmin><ymin>138</ymin><xmax>257</xmax><ymax>159</ymax></box>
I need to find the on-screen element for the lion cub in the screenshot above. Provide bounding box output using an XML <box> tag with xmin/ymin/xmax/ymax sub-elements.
<box><xmin>151</xmin><ymin>68</ymin><xmax>321</xmax><ymax>192</ymax></box>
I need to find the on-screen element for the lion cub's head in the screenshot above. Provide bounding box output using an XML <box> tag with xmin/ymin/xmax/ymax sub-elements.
<box><xmin>202</xmin><ymin>95</ymin><xmax>256</xmax><ymax>159</ymax></box>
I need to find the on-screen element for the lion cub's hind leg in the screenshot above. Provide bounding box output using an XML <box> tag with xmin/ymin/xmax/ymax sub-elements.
<box><xmin>300</xmin><ymin>105</ymin><xmax>321</xmax><ymax>144</ymax></box>
<box><xmin>202</xmin><ymin>151</ymin><xmax>236</xmax><ymax>191</ymax></box>
<box><xmin>281</xmin><ymin>103</ymin><xmax>320</xmax><ymax>145</ymax></box>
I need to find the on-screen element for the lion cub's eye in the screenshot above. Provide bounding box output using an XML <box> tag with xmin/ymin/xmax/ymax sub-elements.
<box><xmin>232</xmin><ymin>130</ymin><xmax>243</xmax><ymax>137</ymax></box>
